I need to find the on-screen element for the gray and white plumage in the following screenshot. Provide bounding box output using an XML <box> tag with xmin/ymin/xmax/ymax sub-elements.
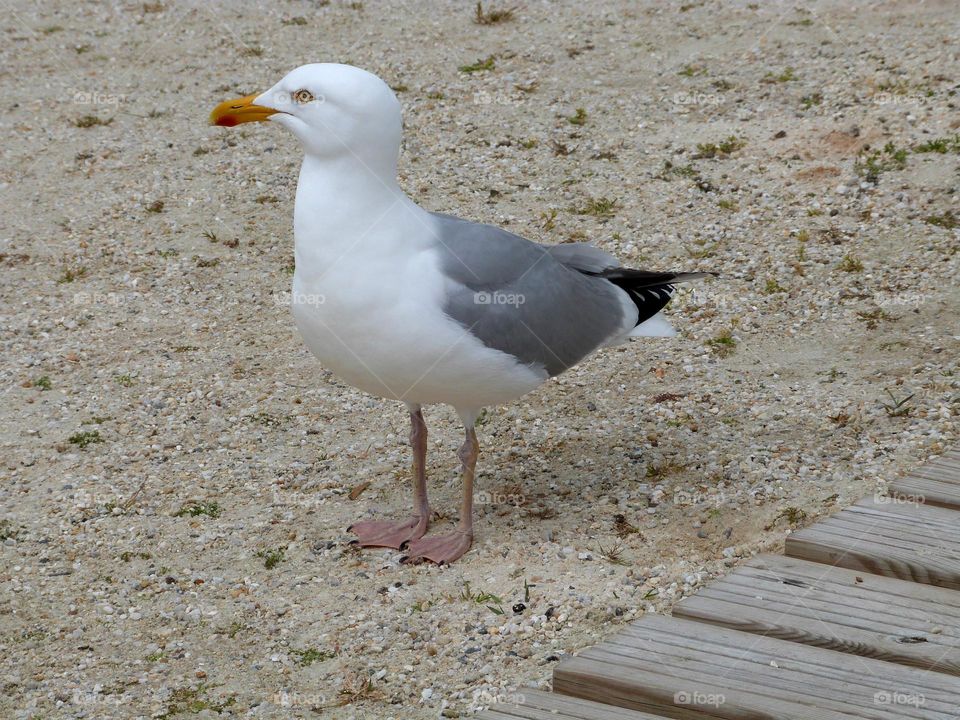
<box><xmin>434</xmin><ymin>212</ymin><xmax>710</xmax><ymax>378</ymax></box>
<box><xmin>213</xmin><ymin>62</ymin><xmax>715</xmax><ymax>563</ymax></box>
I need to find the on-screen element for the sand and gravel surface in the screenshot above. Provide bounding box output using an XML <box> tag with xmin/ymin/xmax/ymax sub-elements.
<box><xmin>2</xmin><ymin>0</ymin><xmax>959</xmax><ymax>718</ymax></box>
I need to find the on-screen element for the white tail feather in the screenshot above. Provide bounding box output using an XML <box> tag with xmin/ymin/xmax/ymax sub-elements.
<box><xmin>629</xmin><ymin>312</ymin><xmax>676</xmax><ymax>337</ymax></box>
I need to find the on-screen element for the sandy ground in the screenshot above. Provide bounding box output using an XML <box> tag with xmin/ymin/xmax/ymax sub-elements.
<box><xmin>2</xmin><ymin>0</ymin><xmax>959</xmax><ymax>718</ymax></box>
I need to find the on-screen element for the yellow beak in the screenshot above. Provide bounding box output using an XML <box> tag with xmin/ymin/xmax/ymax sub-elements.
<box><xmin>209</xmin><ymin>94</ymin><xmax>278</xmax><ymax>127</ymax></box>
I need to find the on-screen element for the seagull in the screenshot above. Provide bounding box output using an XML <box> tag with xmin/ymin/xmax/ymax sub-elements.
<box><xmin>211</xmin><ymin>64</ymin><xmax>713</xmax><ymax>564</ymax></box>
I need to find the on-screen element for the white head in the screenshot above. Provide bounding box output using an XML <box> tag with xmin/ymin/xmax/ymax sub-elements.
<box><xmin>211</xmin><ymin>63</ymin><xmax>402</xmax><ymax>174</ymax></box>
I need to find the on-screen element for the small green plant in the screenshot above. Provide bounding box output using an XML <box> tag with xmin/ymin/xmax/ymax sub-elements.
<box><xmin>763</xmin><ymin>278</ymin><xmax>786</xmax><ymax>294</ymax></box>
<box><xmin>145</xmin><ymin>650</ymin><xmax>166</xmax><ymax>662</ymax></box>
<box><xmin>764</xmin><ymin>506</ymin><xmax>807</xmax><ymax>530</ymax></box>
<box><xmin>717</xmin><ymin>198</ymin><xmax>737</xmax><ymax>210</ymax></box>
<box><xmin>459</xmin><ymin>56</ymin><xmax>496</xmax><ymax>73</ymax></box>
<box><xmin>474</xmin><ymin>1</ymin><xmax>515</xmax><ymax>24</ymax></box>
<box><xmin>694</xmin><ymin>135</ymin><xmax>745</xmax><ymax>159</ymax></box>
<box><xmin>800</xmin><ymin>92</ymin><xmax>822</xmax><ymax>109</ymax></box>
<box><xmin>255</xmin><ymin>547</ymin><xmax>286</xmax><ymax>569</ymax></box>
<box><xmin>226</xmin><ymin>621</ymin><xmax>247</xmax><ymax>638</ymax></box>
<box><xmin>678</xmin><ymin>64</ymin><xmax>706</xmax><ymax>77</ymax></box>
<box><xmin>762</xmin><ymin>67</ymin><xmax>797</xmax><ymax>83</ymax></box>
<box><xmin>657</xmin><ymin>160</ymin><xmax>699</xmax><ymax>180</ymax></box>
<box><xmin>68</xmin><ymin>430</ymin><xmax>103</xmax><ymax>449</ymax></box>
<box><xmin>114</xmin><ymin>374</ymin><xmax>135</xmax><ymax>386</ymax></box>
<box><xmin>290</xmin><ymin>648</ymin><xmax>336</xmax><ymax>666</ymax></box>
<box><xmin>596</xmin><ymin>540</ymin><xmax>628</xmax><ymax>566</ymax></box>
<box><xmin>881</xmin><ymin>388</ymin><xmax>914</xmax><ymax>417</ymax></box>
<box><xmin>571</xmin><ymin>196</ymin><xmax>618</xmax><ymax>218</ymax></box>
<box><xmin>857</xmin><ymin>308</ymin><xmax>891</xmax><ymax>329</ymax></box>
<box><xmin>706</xmin><ymin>329</ymin><xmax>736</xmax><ymax>357</ymax></box>
<box><xmin>838</xmin><ymin>254</ymin><xmax>864</xmax><ymax>273</ymax></box>
<box><xmin>460</xmin><ymin>580</ymin><xmax>505</xmax><ymax>614</ymax></box>
<box><xmin>567</xmin><ymin>107</ymin><xmax>588</xmax><ymax>126</ymax></box>
<box><xmin>161</xmin><ymin>685</ymin><xmax>235</xmax><ymax>718</ymax></box>
<box><xmin>914</xmin><ymin>135</ymin><xmax>960</xmax><ymax>154</ymax></box>
<box><xmin>240</xmin><ymin>45</ymin><xmax>264</xmax><ymax>57</ymax></box>
<box><xmin>685</xmin><ymin>242</ymin><xmax>717</xmax><ymax>259</ymax></box>
<box><xmin>34</xmin><ymin>375</ymin><xmax>52</xmax><ymax>390</ymax></box>
<box><xmin>120</xmin><ymin>551</ymin><xmax>151</xmax><ymax>562</ymax></box>
<box><xmin>925</xmin><ymin>211</ymin><xmax>958</xmax><ymax>229</ymax></box>
<box><xmin>73</xmin><ymin>115</ymin><xmax>112</xmax><ymax>128</ymax></box>
<box><xmin>175</xmin><ymin>502</ymin><xmax>222</xmax><ymax>519</ymax></box>
<box><xmin>57</xmin><ymin>265</ymin><xmax>87</xmax><ymax>283</ymax></box>
<box><xmin>855</xmin><ymin>142</ymin><xmax>907</xmax><ymax>182</ymax></box>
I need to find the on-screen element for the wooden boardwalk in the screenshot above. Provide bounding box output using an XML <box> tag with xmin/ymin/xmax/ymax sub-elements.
<box><xmin>479</xmin><ymin>448</ymin><xmax>960</xmax><ymax>720</ymax></box>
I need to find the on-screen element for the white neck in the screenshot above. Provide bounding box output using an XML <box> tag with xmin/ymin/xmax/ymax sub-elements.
<box><xmin>292</xmin><ymin>153</ymin><xmax>428</xmax><ymax>276</ymax></box>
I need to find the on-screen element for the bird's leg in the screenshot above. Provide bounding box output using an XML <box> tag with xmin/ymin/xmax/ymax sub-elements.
<box><xmin>348</xmin><ymin>407</ymin><xmax>430</xmax><ymax>549</ymax></box>
<box><xmin>402</xmin><ymin>425</ymin><xmax>478</xmax><ymax>564</ymax></box>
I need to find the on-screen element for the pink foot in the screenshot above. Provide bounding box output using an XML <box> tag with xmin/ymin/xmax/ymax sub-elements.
<box><xmin>348</xmin><ymin>516</ymin><xmax>427</xmax><ymax>549</ymax></box>
<box><xmin>401</xmin><ymin>530</ymin><xmax>473</xmax><ymax>564</ymax></box>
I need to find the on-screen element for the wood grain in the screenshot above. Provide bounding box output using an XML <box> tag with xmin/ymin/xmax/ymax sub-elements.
<box><xmin>785</xmin><ymin>497</ymin><xmax>960</xmax><ymax>589</ymax></box>
<box><xmin>475</xmin><ymin>689</ymin><xmax>668</xmax><ymax>720</ymax></box>
<box><xmin>890</xmin><ymin>450</ymin><xmax>960</xmax><ymax>510</ymax></box>
<box><xmin>554</xmin><ymin>615</ymin><xmax>960</xmax><ymax>719</ymax></box>
<box><xmin>673</xmin><ymin>553</ymin><xmax>960</xmax><ymax>675</ymax></box>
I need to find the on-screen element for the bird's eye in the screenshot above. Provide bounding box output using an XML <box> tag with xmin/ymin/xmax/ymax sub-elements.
<box><xmin>292</xmin><ymin>89</ymin><xmax>315</xmax><ymax>104</ymax></box>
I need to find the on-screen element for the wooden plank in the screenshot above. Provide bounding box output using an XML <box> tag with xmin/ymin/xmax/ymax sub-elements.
<box><xmin>475</xmin><ymin>689</ymin><xmax>667</xmax><ymax>720</ymax></box>
<box><xmin>785</xmin><ymin>497</ymin><xmax>960</xmax><ymax>589</ymax></box>
<box><xmin>554</xmin><ymin>615</ymin><xmax>960</xmax><ymax>719</ymax></box>
<box><xmin>889</xmin><ymin>449</ymin><xmax>960</xmax><ymax>509</ymax></box>
<box><xmin>673</xmin><ymin>554</ymin><xmax>960</xmax><ymax>675</ymax></box>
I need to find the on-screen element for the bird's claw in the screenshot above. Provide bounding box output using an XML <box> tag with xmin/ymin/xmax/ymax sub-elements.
<box><xmin>348</xmin><ymin>516</ymin><xmax>426</xmax><ymax>549</ymax></box>
<box><xmin>400</xmin><ymin>530</ymin><xmax>473</xmax><ymax>565</ymax></box>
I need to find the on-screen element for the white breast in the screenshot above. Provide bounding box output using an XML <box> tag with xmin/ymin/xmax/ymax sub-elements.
<box><xmin>291</xmin><ymin>198</ymin><xmax>545</xmax><ymax>409</ymax></box>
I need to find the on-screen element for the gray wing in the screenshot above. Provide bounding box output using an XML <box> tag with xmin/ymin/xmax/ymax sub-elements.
<box><xmin>542</xmin><ymin>242</ymin><xmax>620</xmax><ymax>273</ymax></box>
<box><xmin>431</xmin><ymin>213</ymin><xmax>631</xmax><ymax>377</ymax></box>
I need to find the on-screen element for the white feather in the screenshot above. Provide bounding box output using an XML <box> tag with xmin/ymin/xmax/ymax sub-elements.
<box><xmin>628</xmin><ymin>312</ymin><xmax>677</xmax><ymax>338</ymax></box>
